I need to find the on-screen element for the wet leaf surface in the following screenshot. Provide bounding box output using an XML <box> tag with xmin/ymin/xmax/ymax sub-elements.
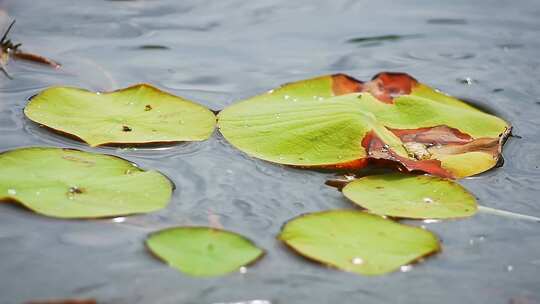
<box><xmin>24</xmin><ymin>84</ymin><xmax>216</xmax><ymax>147</ymax></box>
<box><xmin>342</xmin><ymin>173</ymin><xmax>477</xmax><ymax>219</ymax></box>
<box><xmin>279</xmin><ymin>210</ymin><xmax>440</xmax><ymax>275</ymax></box>
<box><xmin>0</xmin><ymin>147</ymin><xmax>172</xmax><ymax>218</ymax></box>
<box><xmin>218</xmin><ymin>72</ymin><xmax>510</xmax><ymax>178</ymax></box>
<box><xmin>146</xmin><ymin>227</ymin><xmax>264</xmax><ymax>277</ymax></box>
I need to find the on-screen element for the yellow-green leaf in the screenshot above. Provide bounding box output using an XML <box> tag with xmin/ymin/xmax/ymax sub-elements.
<box><xmin>279</xmin><ymin>210</ymin><xmax>440</xmax><ymax>275</ymax></box>
<box><xmin>0</xmin><ymin>147</ymin><xmax>173</xmax><ymax>218</ymax></box>
<box><xmin>218</xmin><ymin>73</ymin><xmax>510</xmax><ymax>178</ymax></box>
<box><xmin>24</xmin><ymin>84</ymin><xmax>216</xmax><ymax>147</ymax></box>
<box><xmin>146</xmin><ymin>227</ymin><xmax>264</xmax><ymax>277</ymax></box>
<box><xmin>342</xmin><ymin>173</ymin><xmax>477</xmax><ymax>219</ymax></box>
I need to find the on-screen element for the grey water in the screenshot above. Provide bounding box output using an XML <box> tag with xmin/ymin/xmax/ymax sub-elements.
<box><xmin>1</xmin><ymin>0</ymin><xmax>540</xmax><ymax>303</ymax></box>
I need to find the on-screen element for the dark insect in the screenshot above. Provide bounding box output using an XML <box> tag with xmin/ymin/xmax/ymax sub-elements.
<box><xmin>1</xmin><ymin>20</ymin><xmax>61</xmax><ymax>79</ymax></box>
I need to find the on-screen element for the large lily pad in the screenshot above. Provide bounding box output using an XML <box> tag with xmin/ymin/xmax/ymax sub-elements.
<box><xmin>342</xmin><ymin>173</ymin><xmax>477</xmax><ymax>219</ymax></box>
<box><xmin>24</xmin><ymin>84</ymin><xmax>216</xmax><ymax>147</ymax></box>
<box><xmin>0</xmin><ymin>147</ymin><xmax>173</xmax><ymax>218</ymax></box>
<box><xmin>279</xmin><ymin>210</ymin><xmax>440</xmax><ymax>275</ymax></box>
<box><xmin>218</xmin><ymin>73</ymin><xmax>510</xmax><ymax>178</ymax></box>
<box><xmin>146</xmin><ymin>227</ymin><xmax>264</xmax><ymax>277</ymax></box>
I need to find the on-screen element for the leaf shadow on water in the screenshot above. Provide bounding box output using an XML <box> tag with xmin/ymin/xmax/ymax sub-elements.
<box><xmin>22</xmin><ymin>117</ymin><xmax>210</xmax><ymax>161</ymax></box>
<box><xmin>345</xmin><ymin>34</ymin><xmax>424</xmax><ymax>47</ymax></box>
<box><xmin>427</xmin><ymin>18</ymin><xmax>468</xmax><ymax>25</ymax></box>
<box><xmin>134</xmin><ymin>45</ymin><xmax>171</xmax><ymax>51</ymax></box>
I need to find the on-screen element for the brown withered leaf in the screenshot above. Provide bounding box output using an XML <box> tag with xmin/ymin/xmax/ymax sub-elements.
<box><xmin>218</xmin><ymin>72</ymin><xmax>511</xmax><ymax>178</ymax></box>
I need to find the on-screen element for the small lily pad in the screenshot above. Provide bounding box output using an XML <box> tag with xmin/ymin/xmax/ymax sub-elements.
<box><xmin>24</xmin><ymin>84</ymin><xmax>216</xmax><ymax>147</ymax></box>
<box><xmin>342</xmin><ymin>173</ymin><xmax>477</xmax><ymax>219</ymax></box>
<box><xmin>279</xmin><ymin>210</ymin><xmax>440</xmax><ymax>275</ymax></box>
<box><xmin>146</xmin><ymin>227</ymin><xmax>264</xmax><ymax>277</ymax></box>
<box><xmin>0</xmin><ymin>147</ymin><xmax>173</xmax><ymax>218</ymax></box>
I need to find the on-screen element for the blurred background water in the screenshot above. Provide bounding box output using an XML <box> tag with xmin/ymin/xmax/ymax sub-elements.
<box><xmin>0</xmin><ymin>0</ymin><xmax>539</xmax><ymax>303</ymax></box>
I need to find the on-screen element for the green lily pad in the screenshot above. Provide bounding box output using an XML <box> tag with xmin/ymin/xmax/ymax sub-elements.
<box><xmin>24</xmin><ymin>84</ymin><xmax>216</xmax><ymax>147</ymax></box>
<box><xmin>342</xmin><ymin>173</ymin><xmax>477</xmax><ymax>219</ymax></box>
<box><xmin>217</xmin><ymin>73</ymin><xmax>510</xmax><ymax>178</ymax></box>
<box><xmin>0</xmin><ymin>147</ymin><xmax>172</xmax><ymax>218</ymax></box>
<box><xmin>146</xmin><ymin>227</ymin><xmax>264</xmax><ymax>277</ymax></box>
<box><xmin>279</xmin><ymin>210</ymin><xmax>440</xmax><ymax>275</ymax></box>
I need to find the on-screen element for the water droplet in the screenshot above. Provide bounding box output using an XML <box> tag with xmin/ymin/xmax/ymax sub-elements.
<box><xmin>469</xmin><ymin>234</ymin><xmax>486</xmax><ymax>245</ymax></box>
<box><xmin>112</xmin><ymin>217</ymin><xmax>126</xmax><ymax>223</ymax></box>
<box><xmin>458</xmin><ymin>77</ymin><xmax>474</xmax><ymax>85</ymax></box>
<box><xmin>400</xmin><ymin>265</ymin><xmax>413</xmax><ymax>272</ymax></box>
<box><xmin>423</xmin><ymin>197</ymin><xmax>434</xmax><ymax>204</ymax></box>
<box><xmin>344</xmin><ymin>174</ymin><xmax>356</xmax><ymax>181</ymax></box>
<box><xmin>7</xmin><ymin>189</ymin><xmax>16</xmax><ymax>195</ymax></box>
<box><xmin>351</xmin><ymin>257</ymin><xmax>364</xmax><ymax>265</ymax></box>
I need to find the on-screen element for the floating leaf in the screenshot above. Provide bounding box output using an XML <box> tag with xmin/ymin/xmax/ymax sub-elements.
<box><xmin>342</xmin><ymin>173</ymin><xmax>477</xmax><ymax>219</ymax></box>
<box><xmin>0</xmin><ymin>147</ymin><xmax>172</xmax><ymax>218</ymax></box>
<box><xmin>279</xmin><ymin>210</ymin><xmax>440</xmax><ymax>275</ymax></box>
<box><xmin>24</xmin><ymin>84</ymin><xmax>216</xmax><ymax>147</ymax></box>
<box><xmin>146</xmin><ymin>227</ymin><xmax>264</xmax><ymax>277</ymax></box>
<box><xmin>218</xmin><ymin>73</ymin><xmax>510</xmax><ymax>178</ymax></box>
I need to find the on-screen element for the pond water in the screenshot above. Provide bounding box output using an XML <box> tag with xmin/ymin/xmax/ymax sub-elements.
<box><xmin>1</xmin><ymin>0</ymin><xmax>540</xmax><ymax>303</ymax></box>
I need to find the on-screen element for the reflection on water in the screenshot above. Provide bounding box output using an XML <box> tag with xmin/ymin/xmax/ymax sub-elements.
<box><xmin>1</xmin><ymin>0</ymin><xmax>540</xmax><ymax>303</ymax></box>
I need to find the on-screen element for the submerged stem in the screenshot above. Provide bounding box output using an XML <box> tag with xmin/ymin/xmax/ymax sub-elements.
<box><xmin>478</xmin><ymin>205</ymin><xmax>540</xmax><ymax>223</ymax></box>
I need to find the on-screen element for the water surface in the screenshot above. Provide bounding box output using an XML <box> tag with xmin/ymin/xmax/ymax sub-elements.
<box><xmin>1</xmin><ymin>0</ymin><xmax>540</xmax><ymax>303</ymax></box>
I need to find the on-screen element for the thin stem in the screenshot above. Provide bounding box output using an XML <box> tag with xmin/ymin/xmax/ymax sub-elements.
<box><xmin>0</xmin><ymin>65</ymin><xmax>12</xmax><ymax>79</ymax></box>
<box><xmin>1</xmin><ymin>20</ymin><xmax>16</xmax><ymax>45</ymax></box>
<box><xmin>478</xmin><ymin>205</ymin><xmax>540</xmax><ymax>223</ymax></box>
